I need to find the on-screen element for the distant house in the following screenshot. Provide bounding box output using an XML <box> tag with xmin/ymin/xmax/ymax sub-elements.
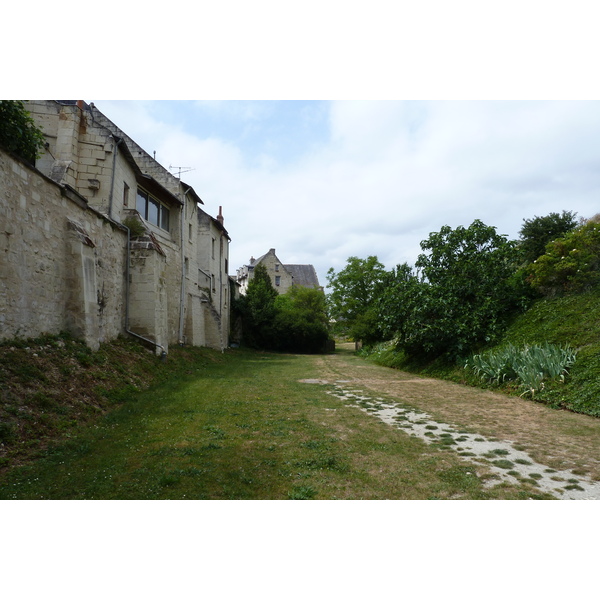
<box><xmin>236</xmin><ymin>248</ymin><xmax>321</xmax><ymax>295</ymax></box>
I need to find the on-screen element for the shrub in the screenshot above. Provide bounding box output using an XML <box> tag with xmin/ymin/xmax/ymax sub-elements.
<box><xmin>526</xmin><ymin>222</ymin><xmax>600</xmax><ymax>296</ymax></box>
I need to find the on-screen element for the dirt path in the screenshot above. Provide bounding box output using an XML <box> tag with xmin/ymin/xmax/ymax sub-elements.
<box><xmin>305</xmin><ymin>345</ymin><xmax>600</xmax><ymax>499</ymax></box>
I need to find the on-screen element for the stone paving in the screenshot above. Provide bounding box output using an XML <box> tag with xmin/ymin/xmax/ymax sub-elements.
<box><xmin>301</xmin><ymin>378</ymin><xmax>600</xmax><ymax>500</ymax></box>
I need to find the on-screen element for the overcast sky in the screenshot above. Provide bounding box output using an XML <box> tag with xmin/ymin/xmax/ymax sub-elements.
<box><xmin>94</xmin><ymin>100</ymin><xmax>600</xmax><ymax>289</ymax></box>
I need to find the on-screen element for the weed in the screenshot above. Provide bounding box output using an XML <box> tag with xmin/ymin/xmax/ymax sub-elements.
<box><xmin>0</xmin><ymin>420</ymin><xmax>16</xmax><ymax>443</ymax></box>
<box><xmin>514</xmin><ymin>458</ymin><xmax>532</xmax><ymax>465</ymax></box>
<box><xmin>492</xmin><ymin>459</ymin><xmax>515</xmax><ymax>469</ymax></box>
<box><xmin>288</xmin><ymin>485</ymin><xmax>317</xmax><ymax>500</ymax></box>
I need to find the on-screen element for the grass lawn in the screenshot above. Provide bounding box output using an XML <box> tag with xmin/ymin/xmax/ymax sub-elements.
<box><xmin>0</xmin><ymin>346</ymin><xmax>553</xmax><ymax>500</ymax></box>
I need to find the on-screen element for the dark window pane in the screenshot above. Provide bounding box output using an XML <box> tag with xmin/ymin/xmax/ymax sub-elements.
<box><xmin>136</xmin><ymin>189</ymin><xmax>148</xmax><ymax>217</ymax></box>
<box><xmin>160</xmin><ymin>205</ymin><xmax>170</xmax><ymax>231</ymax></box>
<box><xmin>148</xmin><ymin>198</ymin><xmax>159</xmax><ymax>226</ymax></box>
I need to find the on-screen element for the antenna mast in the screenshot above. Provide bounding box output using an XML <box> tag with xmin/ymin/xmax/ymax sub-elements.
<box><xmin>169</xmin><ymin>165</ymin><xmax>195</xmax><ymax>179</ymax></box>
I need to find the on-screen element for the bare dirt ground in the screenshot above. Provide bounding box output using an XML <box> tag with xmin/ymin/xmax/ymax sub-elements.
<box><xmin>305</xmin><ymin>344</ymin><xmax>600</xmax><ymax>499</ymax></box>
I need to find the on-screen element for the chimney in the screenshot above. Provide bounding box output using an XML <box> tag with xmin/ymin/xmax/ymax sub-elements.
<box><xmin>250</xmin><ymin>256</ymin><xmax>255</xmax><ymax>265</ymax></box>
<box><xmin>217</xmin><ymin>206</ymin><xmax>224</xmax><ymax>225</ymax></box>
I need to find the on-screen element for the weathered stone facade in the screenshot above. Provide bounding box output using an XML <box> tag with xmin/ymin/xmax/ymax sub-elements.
<box><xmin>1</xmin><ymin>101</ymin><xmax>231</xmax><ymax>354</ymax></box>
<box><xmin>0</xmin><ymin>150</ymin><xmax>127</xmax><ymax>350</ymax></box>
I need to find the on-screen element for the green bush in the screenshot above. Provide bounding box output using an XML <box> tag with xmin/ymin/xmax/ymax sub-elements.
<box><xmin>526</xmin><ymin>222</ymin><xmax>600</xmax><ymax>295</ymax></box>
<box><xmin>0</xmin><ymin>101</ymin><xmax>45</xmax><ymax>164</ymax></box>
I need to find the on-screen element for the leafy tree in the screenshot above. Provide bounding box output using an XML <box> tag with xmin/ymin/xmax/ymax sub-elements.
<box><xmin>235</xmin><ymin>266</ymin><xmax>331</xmax><ymax>353</ymax></box>
<box><xmin>0</xmin><ymin>101</ymin><xmax>45</xmax><ymax>164</ymax></box>
<box><xmin>400</xmin><ymin>220</ymin><xmax>525</xmax><ymax>359</ymax></box>
<box><xmin>526</xmin><ymin>221</ymin><xmax>600</xmax><ymax>295</ymax></box>
<box><xmin>236</xmin><ymin>263</ymin><xmax>279</xmax><ymax>349</ymax></box>
<box><xmin>377</xmin><ymin>263</ymin><xmax>420</xmax><ymax>341</ymax></box>
<box><xmin>273</xmin><ymin>286</ymin><xmax>330</xmax><ymax>353</ymax></box>
<box><xmin>519</xmin><ymin>211</ymin><xmax>578</xmax><ymax>264</ymax></box>
<box><xmin>326</xmin><ymin>256</ymin><xmax>387</xmax><ymax>344</ymax></box>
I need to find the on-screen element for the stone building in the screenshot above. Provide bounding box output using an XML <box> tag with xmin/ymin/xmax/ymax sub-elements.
<box><xmin>0</xmin><ymin>100</ymin><xmax>231</xmax><ymax>354</ymax></box>
<box><xmin>236</xmin><ymin>248</ymin><xmax>321</xmax><ymax>295</ymax></box>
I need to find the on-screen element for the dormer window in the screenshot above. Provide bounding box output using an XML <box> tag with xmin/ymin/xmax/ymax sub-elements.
<box><xmin>136</xmin><ymin>188</ymin><xmax>170</xmax><ymax>232</ymax></box>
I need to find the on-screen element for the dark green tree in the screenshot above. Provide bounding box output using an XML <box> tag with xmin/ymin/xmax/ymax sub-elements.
<box><xmin>236</xmin><ymin>263</ymin><xmax>279</xmax><ymax>349</ymax></box>
<box><xmin>400</xmin><ymin>220</ymin><xmax>525</xmax><ymax>359</ymax></box>
<box><xmin>273</xmin><ymin>286</ymin><xmax>330</xmax><ymax>353</ymax></box>
<box><xmin>377</xmin><ymin>263</ymin><xmax>420</xmax><ymax>341</ymax></box>
<box><xmin>0</xmin><ymin>101</ymin><xmax>45</xmax><ymax>164</ymax></box>
<box><xmin>326</xmin><ymin>256</ymin><xmax>387</xmax><ymax>344</ymax></box>
<box><xmin>519</xmin><ymin>211</ymin><xmax>578</xmax><ymax>264</ymax></box>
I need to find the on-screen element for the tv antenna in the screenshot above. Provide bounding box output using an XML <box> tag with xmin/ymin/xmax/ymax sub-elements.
<box><xmin>169</xmin><ymin>165</ymin><xmax>195</xmax><ymax>179</ymax></box>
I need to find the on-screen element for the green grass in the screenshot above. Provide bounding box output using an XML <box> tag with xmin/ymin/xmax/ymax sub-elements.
<box><xmin>0</xmin><ymin>344</ymin><xmax>553</xmax><ymax>500</ymax></box>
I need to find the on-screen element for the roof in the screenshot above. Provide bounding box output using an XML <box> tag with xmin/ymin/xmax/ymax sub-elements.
<box><xmin>285</xmin><ymin>264</ymin><xmax>320</xmax><ymax>288</ymax></box>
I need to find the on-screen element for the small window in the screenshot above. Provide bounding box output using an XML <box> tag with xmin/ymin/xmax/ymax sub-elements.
<box><xmin>189</xmin><ymin>223</ymin><xmax>192</xmax><ymax>241</ymax></box>
<box><xmin>275</xmin><ymin>264</ymin><xmax>279</xmax><ymax>272</ymax></box>
<box><xmin>275</xmin><ymin>276</ymin><xmax>281</xmax><ymax>286</ymax></box>
<box><xmin>123</xmin><ymin>182</ymin><xmax>130</xmax><ymax>207</ymax></box>
<box><xmin>211</xmin><ymin>238</ymin><xmax>215</xmax><ymax>259</ymax></box>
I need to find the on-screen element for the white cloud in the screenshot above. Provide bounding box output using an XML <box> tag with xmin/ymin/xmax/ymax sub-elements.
<box><xmin>95</xmin><ymin>100</ymin><xmax>600</xmax><ymax>290</ymax></box>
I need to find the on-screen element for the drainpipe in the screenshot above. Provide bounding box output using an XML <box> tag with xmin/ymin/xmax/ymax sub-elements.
<box><xmin>123</xmin><ymin>223</ymin><xmax>167</xmax><ymax>360</ymax></box>
<box><xmin>178</xmin><ymin>187</ymin><xmax>192</xmax><ymax>345</ymax></box>
<box><xmin>108</xmin><ymin>135</ymin><xmax>121</xmax><ymax>220</ymax></box>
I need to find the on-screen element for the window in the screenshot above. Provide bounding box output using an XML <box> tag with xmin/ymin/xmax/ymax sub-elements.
<box><xmin>189</xmin><ymin>223</ymin><xmax>192</xmax><ymax>241</ymax></box>
<box><xmin>211</xmin><ymin>238</ymin><xmax>215</xmax><ymax>259</ymax></box>
<box><xmin>275</xmin><ymin>276</ymin><xmax>281</xmax><ymax>286</ymax></box>
<box><xmin>136</xmin><ymin>188</ymin><xmax>170</xmax><ymax>232</ymax></box>
<box><xmin>123</xmin><ymin>182</ymin><xmax>130</xmax><ymax>207</ymax></box>
<box><xmin>275</xmin><ymin>264</ymin><xmax>279</xmax><ymax>272</ymax></box>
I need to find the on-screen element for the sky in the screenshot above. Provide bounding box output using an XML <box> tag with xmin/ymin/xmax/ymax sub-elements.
<box><xmin>94</xmin><ymin>99</ymin><xmax>600</xmax><ymax>289</ymax></box>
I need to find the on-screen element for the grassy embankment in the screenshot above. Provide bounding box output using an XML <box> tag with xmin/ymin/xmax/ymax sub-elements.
<box><xmin>0</xmin><ymin>334</ymin><xmax>551</xmax><ymax>499</ymax></box>
<box><xmin>362</xmin><ymin>288</ymin><xmax>600</xmax><ymax>418</ymax></box>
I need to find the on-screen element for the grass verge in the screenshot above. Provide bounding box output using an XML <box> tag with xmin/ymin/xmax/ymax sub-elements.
<box><xmin>0</xmin><ymin>340</ymin><xmax>551</xmax><ymax>499</ymax></box>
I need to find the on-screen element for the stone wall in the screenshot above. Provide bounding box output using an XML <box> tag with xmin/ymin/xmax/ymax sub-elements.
<box><xmin>0</xmin><ymin>149</ymin><xmax>127</xmax><ymax>349</ymax></box>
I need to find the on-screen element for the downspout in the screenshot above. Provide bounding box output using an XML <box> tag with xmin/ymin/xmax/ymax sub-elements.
<box><xmin>219</xmin><ymin>234</ymin><xmax>224</xmax><ymax>350</ymax></box>
<box><xmin>123</xmin><ymin>223</ymin><xmax>167</xmax><ymax>360</ymax></box>
<box><xmin>108</xmin><ymin>136</ymin><xmax>122</xmax><ymax>220</ymax></box>
<box><xmin>178</xmin><ymin>187</ymin><xmax>192</xmax><ymax>345</ymax></box>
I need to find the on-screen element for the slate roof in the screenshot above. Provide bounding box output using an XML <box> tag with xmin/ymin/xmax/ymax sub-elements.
<box><xmin>285</xmin><ymin>264</ymin><xmax>320</xmax><ymax>289</ymax></box>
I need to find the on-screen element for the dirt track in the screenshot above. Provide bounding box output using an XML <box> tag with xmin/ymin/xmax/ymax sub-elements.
<box><xmin>307</xmin><ymin>345</ymin><xmax>600</xmax><ymax>499</ymax></box>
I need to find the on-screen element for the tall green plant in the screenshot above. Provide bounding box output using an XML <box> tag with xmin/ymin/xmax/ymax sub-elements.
<box><xmin>466</xmin><ymin>343</ymin><xmax>577</xmax><ymax>396</ymax></box>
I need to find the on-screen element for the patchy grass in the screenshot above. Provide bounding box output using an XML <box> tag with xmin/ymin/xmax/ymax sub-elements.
<box><xmin>0</xmin><ymin>338</ymin><xmax>553</xmax><ymax>500</ymax></box>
